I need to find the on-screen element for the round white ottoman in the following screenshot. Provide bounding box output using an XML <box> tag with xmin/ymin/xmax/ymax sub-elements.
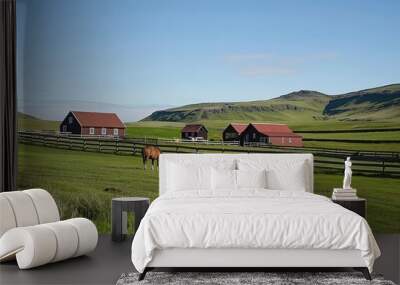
<box><xmin>0</xmin><ymin>218</ymin><xmax>98</xmax><ymax>269</ymax></box>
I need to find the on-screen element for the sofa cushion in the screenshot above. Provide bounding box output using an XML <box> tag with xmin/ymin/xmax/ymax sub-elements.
<box><xmin>0</xmin><ymin>192</ymin><xmax>39</xmax><ymax>227</ymax></box>
<box><xmin>0</xmin><ymin>196</ymin><xmax>17</xmax><ymax>237</ymax></box>
<box><xmin>23</xmin><ymin>189</ymin><xmax>60</xmax><ymax>224</ymax></box>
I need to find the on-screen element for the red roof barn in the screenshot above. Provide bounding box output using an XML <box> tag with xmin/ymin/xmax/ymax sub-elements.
<box><xmin>60</xmin><ymin>111</ymin><xmax>126</xmax><ymax>137</ymax></box>
<box><xmin>181</xmin><ymin>124</ymin><xmax>208</xmax><ymax>140</ymax></box>
<box><xmin>240</xmin><ymin>123</ymin><xmax>303</xmax><ymax>147</ymax></box>
<box><xmin>222</xmin><ymin>123</ymin><xmax>248</xmax><ymax>141</ymax></box>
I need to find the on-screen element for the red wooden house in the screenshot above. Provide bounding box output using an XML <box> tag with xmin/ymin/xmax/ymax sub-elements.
<box><xmin>240</xmin><ymin>123</ymin><xmax>303</xmax><ymax>147</ymax></box>
<box><xmin>222</xmin><ymin>123</ymin><xmax>248</xmax><ymax>141</ymax></box>
<box><xmin>60</xmin><ymin>111</ymin><xmax>126</xmax><ymax>137</ymax></box>
<box><xmin>181</xmin><ymin>124</ymin><xmax>208</xmax><ymax>140</ymax></box>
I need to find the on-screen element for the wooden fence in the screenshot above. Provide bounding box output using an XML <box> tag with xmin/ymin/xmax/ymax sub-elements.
<box><xmin>18</xmin><ymin>131</ymin><xmax>400</xmax><ymax>177</ymax></box>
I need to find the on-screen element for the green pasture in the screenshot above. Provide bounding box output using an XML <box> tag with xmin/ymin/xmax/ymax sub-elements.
<box><xmin>196</xmin><ymin>119</ymin><xmax>400</xmax><ymax>132</ymax></box>
<box><xmin>18</xmin><ymin>116</ymin><xmax>59</xmax><ymax>132</ymax></box>
<box><xmin>124</xmin><ymin>122</ymin><xmax>400</xmax><ymax>152</ymax></box>
<box><xmin>126</xmin><ymin>121</ymin><xmax>222</xmax><ymax>140</ymax></box>
<box><xmin>302</xmin><ymin>131</ymin><xmax>400</xmax><ymax>140</ymax></box>
<box><xmin>17</xmin><ymin>113</ymin><xmax>400</xmax><ymax>152</ymax></box>
<box><xmin>17</xmin><ymin>144</ymin><xmax>400</xmax><ymax>233</ymax></box>
<box><xmin>303</xmin><ymin>141</ymin><xmax>400</xmax><ymax>152</ymax></box>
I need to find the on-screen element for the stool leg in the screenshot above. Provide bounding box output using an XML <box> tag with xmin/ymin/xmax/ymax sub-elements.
<box><xmin>134</xmin><ymin>202</ymin><xmax>149</xmax><ymax>233</ymax></box>
<box><xmin>112</xmin><ymin>201</ymin><xmax>123</xmax><ymax>241</ymax></box>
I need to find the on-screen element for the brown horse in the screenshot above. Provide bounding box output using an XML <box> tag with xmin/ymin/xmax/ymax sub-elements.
<box><xmin>142</xmin><ymin>145</ymin><xmax>161</xmax><ymax>170</ymax></box>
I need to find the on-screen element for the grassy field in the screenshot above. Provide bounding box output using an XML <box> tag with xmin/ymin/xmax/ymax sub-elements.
<box><xmin>18</xmin><ymin>113</ymin><xmax>60</xmax><ymax>132</ymax></box>
<box><xmin>301</xmin><ymin>131</ymin><xmax>400</xmax><ymax>140</ymax></box>
<box><xmin>18</xmin><ymin>112</ymin><xmax>400</xmax><ymax>152</ymax></box>
<box><xmin>17</xmin><ymin>144</ymin><xmax>400</xmax><ymax>233</ymax></box>
<box><xmin>303</xmin><ymin>141</ymin><xmax>400</xmax><ymax>152</ymax></box>
<box><xmin>124</xmin><ymin>121</ymin><xmax>400</xmax><ymax>152</ymax></box>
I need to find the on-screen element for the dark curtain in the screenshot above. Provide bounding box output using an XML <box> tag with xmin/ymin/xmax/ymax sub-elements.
<box><xmin>0</xmin><ymin>0</ymin><xmax>17</xmax><ymax>192</ymax></box>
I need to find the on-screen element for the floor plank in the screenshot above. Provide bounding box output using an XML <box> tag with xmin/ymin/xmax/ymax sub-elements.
<box><xmin>0</xmin><ymin>234</ymin><xmax>398</xmax><ymax>285</ymax></box>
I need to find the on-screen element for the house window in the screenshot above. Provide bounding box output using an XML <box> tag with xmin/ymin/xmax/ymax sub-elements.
<box><xmin>252</xmin><ymin>133</ymin><xmax>256</xmax><ymax>139</ymax></box>
<box><xmin>68</xmin><ymin>116</ymin><xmax>73</xmax><ymax>124</ymax></box>
<box><xmin>260</xmin><ymin>136</ymin><xmax>266</xmax><ymax>143</ymax></box>
<box><xmin>89</xmin><ymin>128</ymin><xmax>95</xmax><ymax>135</ymax></box>
<box><xmin>113</xmin><ymin>128</ymin><xmax>119</xmax><ymax>136</ymax></box>
<box><xmin>101</xmin><ymin>128</ymin><xmax>107</xmax><ymax>135</ymax></box>
<box><xmin>289</xmin><ymin>137</ymin><xmax>292</xmax><ymax>144</ymax></box>
<box><xmin>282</xmin><ymin>137</ymin><xmax>285</xmax><ymax>143</ymax></box>
<box><xmin>62</xmin><ymin>125</ymin><xmax>67</xmax><ymax>132</ymax></box>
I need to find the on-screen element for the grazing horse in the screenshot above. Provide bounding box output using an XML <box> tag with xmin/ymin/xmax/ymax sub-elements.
<box><xmin>142</xmin><ymin>145</ymin><xmax>160</xmax><ymax>170</ymax></box>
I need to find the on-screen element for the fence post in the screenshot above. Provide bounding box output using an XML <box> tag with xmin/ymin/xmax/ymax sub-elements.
<box><xmin>83</xmin><ymin>139</ymin><xmax>86</xmax><ymax>151</ymax></box>
<box><xmin>382</xmin><ymin>161</ymin><xmax>385</xmax><ymax>175</ymax></box>
<box><xmin>115</xmin><ymin>140</ymin><xmax>119</xmax><ymax>154</ymax></box>
<box><xmin>99</xmin><ymin>140</ymin><xmax>101</xmax><ymax>152</ymax></box>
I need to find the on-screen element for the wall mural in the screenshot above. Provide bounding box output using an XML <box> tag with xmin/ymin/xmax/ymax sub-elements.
<box><xmin>16</xmin><ymin>0</ymin><xmax>400</xmax><ymax>233</ymax></box>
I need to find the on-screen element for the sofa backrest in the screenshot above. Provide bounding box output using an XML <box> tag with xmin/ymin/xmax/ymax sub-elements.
<box><xmin>159</xmin><ymin>153</ymin><xmax>313</xmax><ymax>195</ymax></box>
<box><xmin>0</xmin><ymin>189</ymin><xmax>60</xmax><ymax>237</ymax></box>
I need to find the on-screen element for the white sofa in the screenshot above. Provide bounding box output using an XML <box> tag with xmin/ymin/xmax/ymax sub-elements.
<box><xmin>0</xmin><ymin>189</ymin><xmax>98</xmax><ymax>269</ymax></box>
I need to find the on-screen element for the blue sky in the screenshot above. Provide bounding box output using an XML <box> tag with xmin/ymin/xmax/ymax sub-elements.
<box><xmin>17</xmin><ymin>0</ymin><xmax>400</xmax><ymax>121</ymax></box>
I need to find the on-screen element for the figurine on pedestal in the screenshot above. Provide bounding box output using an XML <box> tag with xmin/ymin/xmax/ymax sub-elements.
<box><xmin>343</xmin><ymin>157</ymin><xmax>352</xmax><ymax>190</ymax></box>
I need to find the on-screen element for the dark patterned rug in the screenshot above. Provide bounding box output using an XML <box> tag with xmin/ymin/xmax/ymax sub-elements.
<box><xmin>116</xmin><ymin>271</ymin><xmax>395</xmax><ymax>285</ymax></box>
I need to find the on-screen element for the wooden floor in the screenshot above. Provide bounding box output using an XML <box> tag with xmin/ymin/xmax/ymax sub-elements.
<box><xmin>0</xmin><ymin>234</ymin><xmax>398</xmax><ymax>285</ymax></box>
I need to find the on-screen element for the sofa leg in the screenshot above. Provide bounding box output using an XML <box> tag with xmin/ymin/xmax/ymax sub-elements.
<box><xmin>354</xmin><ymin>267</ymin><xmax>371</xmax><ymax>280</ymax></box>
<box><xmin>138</xmin><ymin>268</ymin><xmax>148</xmax><ymax>281</ymax></box>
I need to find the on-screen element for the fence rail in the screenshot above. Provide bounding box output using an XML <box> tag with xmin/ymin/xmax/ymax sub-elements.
<box><xmin>295</xmin><ymin>127</ymin><xmax>400</xmax><ymax>133</ymax></box>
<box><xmin>18</xmin><ymin>131</ymin><xmax>400</xmax><ymax>177</ymax></box>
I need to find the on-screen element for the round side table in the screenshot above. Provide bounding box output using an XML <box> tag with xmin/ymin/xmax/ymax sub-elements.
<box><xmin>111</xmin><ymin>197</ymin><xmax>150</xmax><ymax>242</ymax></box>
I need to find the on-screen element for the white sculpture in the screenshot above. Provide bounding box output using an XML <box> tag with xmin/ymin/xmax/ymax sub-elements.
<box><xmin>343</xmin><ymin>157</ymin><xmax>352</xmax><ymax>190</ymax></box>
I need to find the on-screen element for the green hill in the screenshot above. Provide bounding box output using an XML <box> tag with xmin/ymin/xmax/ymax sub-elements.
<box><xmin>17</xmin><ymin>112</ymin><xmax>59</xmax><ymax>131</ymax></box>
<box><xmin>143</xmin><ymin>90</ymin><xmax>331</xmax><ymax>123</ymax></box>
<box><xmin>142</xmin><ymin>84</ymin><xmax>400</xmax><ymax>129</ymax></box>
<box><xmin>17</xmin><ymin>112</ymin><xmax>40</xmax><ymax>120</ymax></box>
<box><xmin>323</xmin><ymin>84</ymin><xmax>400</xmax><ymax>120</ymax></box>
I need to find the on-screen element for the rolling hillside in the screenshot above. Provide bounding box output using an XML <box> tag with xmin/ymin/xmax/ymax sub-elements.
<box><xmin>17</xmin><ymin>112</ymin><xmax>59</xmax><ymax>131</ymax></box>
<box><xmin>323</xmin><ymin>84</ymin><xmax>400</xmax><ymax>120</ymax></box>
<box><xmin>143</xmin><ymin>84</ymin><xmax>400</xmax><ymax>128</ymax></box>
<box><xmin>143</xmin><ymin>90</ymin><xmax>331</xmax><ymax>123</ymax></box>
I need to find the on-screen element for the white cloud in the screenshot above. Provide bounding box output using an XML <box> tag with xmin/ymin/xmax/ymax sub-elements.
<box><xmin>223</xmin><ymin>51</ymin><xmax>337</xmax><ymax>77</ymax></box>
